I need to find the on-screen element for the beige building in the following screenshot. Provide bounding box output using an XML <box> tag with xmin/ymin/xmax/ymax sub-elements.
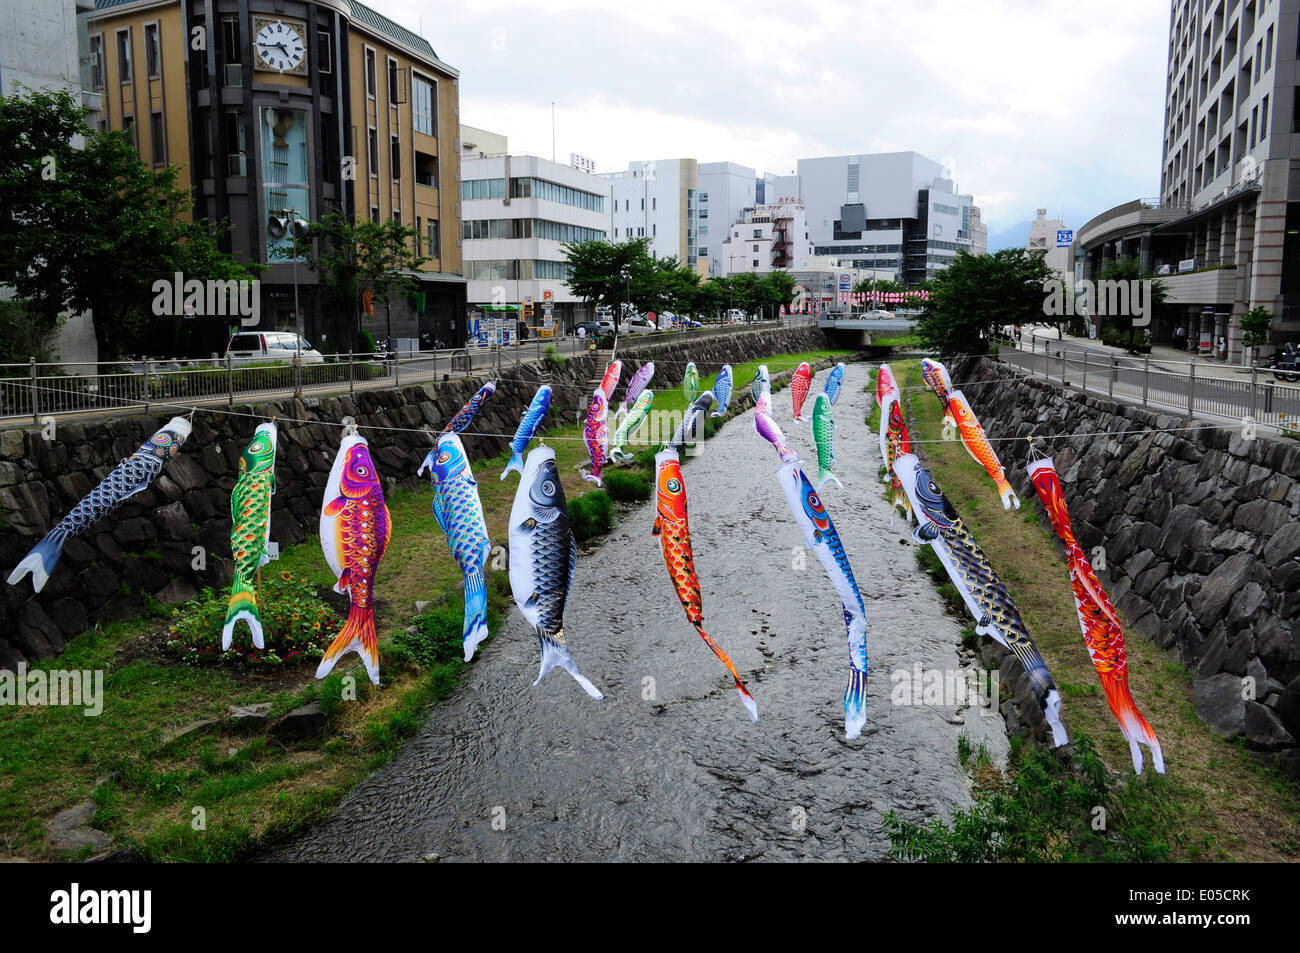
<box><xmin>1028</xmin><ymin>208</ymin><xmax>1071</xmax><ymax>279</ymax></box>
<box><xmin>84</xmin><ymin>0</ymin><xmax>465</xmax><ymax>353</ymax></box>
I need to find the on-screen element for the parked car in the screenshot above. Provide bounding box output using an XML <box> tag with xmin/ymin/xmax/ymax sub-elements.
<box><xmin>596</xmin><ymin>319</ymin><xmax>616</xmax><ymax>335</ymax></box>
<box><xmin>225</xmin><ymin>331</ymin><xmax>325</xmax><ymax>365</ymax></box>
<box><xmin>625</xmin><ymin>315</ymin><xmax>658</xmax><ymax>334</ymax></box>
<box><xmin>574</xmin><ymin>321</ymin><xmax>602</xmax><ymax>338</ymax></box>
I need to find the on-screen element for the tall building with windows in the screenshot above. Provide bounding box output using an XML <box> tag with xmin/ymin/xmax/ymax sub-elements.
<box><xmin>719</xmin><ymin>199</ymin><xmax>813</xmax><ymax>276</ymax></box>
<box><xmin>1152</xmin><ymin>0</ymin><xmax>1299</xmax><ymax>355</ymax></box>
<box><xmin>84</xmin><ymin>0</ymin><xmax>464</xmax><ymax>353</ymax></box>
<box><xmin>459</xmin><ymin>146</ymin><xmax>610</xmax><ymax>332</ymax></box>
<box><xmin>602</xmin><ymin>159</ymin><xmax>703</xmax><ymax>270</ymax></box>
<box><xmin>1028</xmin><ymin>208</ymin><xmax>1072</xmax><ymax>279</ymax></box>
<box><xmin>767</xmin><ymin>152</ymin><xmax>978</xmax><ymax>285</ymax></box>
<box><xmin>696</xmin><ymin>161</ymin><xmax>757</xmax><ymax>276</ymax></box>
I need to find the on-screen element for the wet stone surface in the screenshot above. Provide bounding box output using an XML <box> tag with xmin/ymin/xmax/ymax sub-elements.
<box><xmin>259</xmin><ymin>363</ymin><xmax>1008</xmax><ymax>862</ymax></box>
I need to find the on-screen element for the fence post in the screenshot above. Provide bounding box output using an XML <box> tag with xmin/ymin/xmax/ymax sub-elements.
<box><xmin>1187</xmin><ymin>360</ymin><xmax>1196</xmax><ymax>419</ymax></box>
<box><xmin>1059</xmin><ymin>344</ymin><xmax>1066</xmax><ymax>384</ymax></box>
<box><xmin>1248</xmin><ymin>365</ymin><xmax>1257</xmax><ymax>420</ymax></box>
<box><xmin>394</xmin><ymin>351</ymin><xmax>401</xmax><ymax>388</ymax></box>
<box><xmin>144</xmin><ymin>357</ymin><xmax>152</xmax><ymax>413</ymax></box>
<box><xmin>29</xmin><ymin>357</ymin><xmax>38</xmax><ymax>425</ymax></box>
<box><xmin>1109</xmin><ymin>355</ymin><xmax>1116</xmax><ymax>399</ymax></box>
<box><xmin>293</xmin><ymin>356</ymin><xmax>303</xmax><ymax>398</ymax></box>
<box><xmin>1081</xmin><ymin>350</ymin><xmax>1088</xmax><ymax>392</ymax></box>
<box><xmin>1142</xmin><ymin>359</ymin><xmax>1149</xmax><ymax>406</ymax></box>
<box><xmin>349</xmin><ymin>351</ymin><xmax>355</xmax><ymax>395</ymax></box>
<box><xmin>226</xmin><ymin>352</ymin><xmax>234</xmax><ymax>406</ymax></box>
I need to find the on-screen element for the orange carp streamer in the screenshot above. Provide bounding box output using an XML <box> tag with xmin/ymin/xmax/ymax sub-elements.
<box><xmin>1028</xmin><ymin>458</ymin><xmax>1164</xmax><ymax>775</ymax></box>
<box><xmin>947</xmin><ymin>389</ymin><xmax>1020</xmax><ymax>510</ymax></box>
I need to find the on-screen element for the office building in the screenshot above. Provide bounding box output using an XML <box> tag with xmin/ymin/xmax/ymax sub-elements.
<box><xmin>84</xmin><ymin>0</ymin><xmax>465</xmax><ymax>353</ymax></box>
<box><xmin>765</xmin><ymin>151</ymin><xmax>978</xmax><ymax>285</ymax></box>
<box><xmin>602</xmin><ymin>158</ymin><xmax>702</xmax><ymax>270</ymax></box>
<box><xmin>696</xmin><ymin>161</ymin><xmax>757</xmax><ymax>276</ymax></box>
<box><xmin>1028</xmin><ymin>208</ymin><xmax>1072</xmax><ymax>279</ymax></box>
<box><xmin>719</xmin><ymin>199</ymin><xmax>813</xmax><ymax>275</ymax></box>
<box><xmin>459</xmin><ymin>145</ymin><xmax>611</xmax><ymax>333</ymax></box>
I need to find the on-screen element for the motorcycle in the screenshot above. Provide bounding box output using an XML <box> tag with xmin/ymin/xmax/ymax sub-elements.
<box><xmin>1269</xmin><ymin>351</ymin><xmax>1300</xmax><ymax>383</ymax></box>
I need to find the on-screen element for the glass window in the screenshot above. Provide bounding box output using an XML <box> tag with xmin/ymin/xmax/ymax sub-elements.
<box><xmin>220</xmin><ymin>15</ymin><xmax>240</xmax><ymax>65</ymax></box>
<box><xmin>390</xmin><ymin>135</ymin><xmax>401</xmax><ymax>180</ymax></box>
<box><xmin>89</xmin><ymin>35</ymin><xmax>104</xmax><ymax>89</ymax></box>
<box><xmin>122</xmin><ymin>114</ymin><xmax>135</xmax><ymax>145</ymax></box>
<box><xmin>223</xmin><ymin>109</ymin><xmax>245</xmax><ymax>176</ymax></box>
<box><xmin>428</xmin><ymin>219</ymin><xmax>439</xmax><ymax>258</ymax></box>
<box><xmin>413</xmin><ymin>75</ymin><xmax>436</xmax><ymax>135</ymax></box>
<box><xmin>367</xmin><ymin>127</ymin><xmax>377</xmax><ymax>175</ymax></box>
<box><xmin>116</xmin><ymin>29</ymin><xmax>132</xmax><ymax>82</ymax></box>
<box><xmin>365</xmin><ymin>48</ymin><xmax>376</xmax><ymax>97</ymax></box>
<box><xmin>145</xmin><ymin>24</ymin><xmax>160</xmax><ymax>78</ymax></box>
<box><xmin>388</xmin><ymin>60</ymin><xmax>399</xmax><ymax>104</ymax></box>
<box><xmin>150</xmin><ymin>112</ymin><xmax>165</xmax><ymax>164</ymax></box>
<box><xmin>318</xmin><ymin>32</ymin><xmax>332</xmax><ymax>74</ymax></box>
<box><xmin>260</xmin><ymin>107</ymin><xmax>310</xmax><ymax>259</ymax></box>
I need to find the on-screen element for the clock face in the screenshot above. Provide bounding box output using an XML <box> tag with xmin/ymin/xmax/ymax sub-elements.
<box><xmin>254</xmin><ymin>19</ymin><xmax>306</xmax><ymax>73</ymax></box>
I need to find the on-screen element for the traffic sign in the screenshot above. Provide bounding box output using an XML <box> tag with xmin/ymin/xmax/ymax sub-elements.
<box><xmin>1056</xmin><ymin>229</ymin><xmax>1073</xmax><ymax>247</ymax></box>
<box><xmin>542</xmin><ymin>290</ymin><xmax>553</xmax><ymax>301</ymax></box>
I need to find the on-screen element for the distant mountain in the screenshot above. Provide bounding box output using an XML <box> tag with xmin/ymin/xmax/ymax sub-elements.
<box><xmin>986</xmin><ymin>219</ymin><xmax>1031</xmax><ymax>252</ymax></box>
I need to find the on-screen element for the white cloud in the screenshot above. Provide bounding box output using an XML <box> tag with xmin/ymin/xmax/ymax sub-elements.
<box><xmin>372</xmin><ymin>0</ymin><xmax>1170</xmax><ymax>231</ymax></box>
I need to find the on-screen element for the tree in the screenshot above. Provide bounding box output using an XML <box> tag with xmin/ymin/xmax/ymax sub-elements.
<box><xmin>918</xmin><ymin>248</ymin><xmax>1055</xmax><ymax>356</ymax></box>
<box><xmin>1241</xmin><ymin>305</ymin><xmax>1272</xmax><ymax>363</ymax></box>
<box><xmin>759</xmin><ymin>270</ymin><xmax>798</xmax><ymax>318</ymax></box>
<box><xmin>0</xmin><ymin>86</ymin><xmax>255</xmax><ymax>361</ymax></box>
<box><xmin>287</xmin><ymin>213</ymin><xmax>427</xmax><ymax>353</ymax></box>
<box><xmin>562</xmin><ymin>237</ymin><xmax>654</xmax><ymax>333</ymax></box>
<box><xmin>1094</xmin><ymin>257</ymin><xmax>1168</xmax><ymax>352</ymax></box>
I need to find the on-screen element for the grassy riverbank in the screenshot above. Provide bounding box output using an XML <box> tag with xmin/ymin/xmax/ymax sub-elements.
<box><xmin>881</xmin><ymin>360</ymin><xmax>1300</xmax><ymax>861</ymax></box>
<box><xmin>0</xmin><ymin>346</ymin><xmax>854</xmax><ymax>862</ymax></box>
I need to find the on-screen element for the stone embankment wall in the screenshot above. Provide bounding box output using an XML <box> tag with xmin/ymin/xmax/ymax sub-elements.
<box><xmin>0</xmin><ymin>325</ymin><xmax>831</xmax><ymax>670</ymax></box>
<box><xmin>951</xmin><ymin>356</ymin><xmax>1300</xmax><ymax>778</ymax></box>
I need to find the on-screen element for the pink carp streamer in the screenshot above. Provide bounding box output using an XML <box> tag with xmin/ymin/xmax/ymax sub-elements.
<box><xmin>1028</xmin><ymin>458</ymin><xmax>1164</xmax><ymax>775</ymax></box>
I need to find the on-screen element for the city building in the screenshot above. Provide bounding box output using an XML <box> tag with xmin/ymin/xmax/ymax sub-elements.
<box><xmin>764</xmin><ymin>151</ymin><xmax>978</xmax><ymax>285</ymax></box>
<box><xmin>718</xmin><ymin>199</ymin><xmax>813</xmax><ymax>276</ymax></box>
<box><xmin>969</xmin><ymin>205</ymin><xmax>988</xmax><ymax>257</ymax></box>
<box><xmin>1079</xmin><ymin>0</ymin><xmax>1299</xmax><ymax>361</ymax></box>
<box><xmin>601</xmin><ymin>159</ymin><xmax>702</xmax><ymax>270</ymax></box>
<box><xmin>459</xmin><ymin>145</ymin><xmax>611</xmax><ymax>333</ymax></box>
<box><xmin>460</xmin><ymin>123</ymin><xmax>507</xmax><ymax>158</ymax></box>
<box><xmin>0</xmin><ymin>0</ymin><xmax>99</xmax><ymax>364</ymax></box>
<box><xmin>1027</xmin><ymin>208</ymin><xmax>1072</xmax><ymax>279</ymax></box>
<box><xmin>83</xmin><ymin>0</ymin><xmax>465</xmax><ymax>354</ymax></box>
<box><xmin>697</xmin><ymin>161</ymin><xmax>757</xmax><ymax>276</ymax></box>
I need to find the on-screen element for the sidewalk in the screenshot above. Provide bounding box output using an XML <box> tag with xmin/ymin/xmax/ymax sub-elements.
<box><xmin>1019</xmin><ymin>325</ymin><xmax>1255</xmax><ymax>382</ymax></box>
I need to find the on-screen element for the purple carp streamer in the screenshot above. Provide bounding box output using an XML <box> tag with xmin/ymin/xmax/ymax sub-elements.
<box><xmin>8</xmin><ymin>416</ymin><xmax>192</xmax><ymax>593</ymax></box>
<box><xmin>441</xmin><ymin>381</ymin><xmax>497</xmax><ymax>435</ymax></box>
<box><xmin>621</xmin><ymin>362</ymin><xmax>655</xmax><ymax>417</ymax></box>
<box><xmin>582</xmin><ymin>387</ymin><xmax>610</xmax><ymax>486</ymax></box>
<box><xmin>894</xmin><ymin>452</ymin><xmax>1068</xmax><ymax>746</ymax></box>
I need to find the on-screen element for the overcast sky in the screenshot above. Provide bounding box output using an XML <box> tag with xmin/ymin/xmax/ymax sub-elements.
<box><xmin>373</xmin><ymin>0</ymin><xmax>1171</xmax><ymax>241</ymax></box>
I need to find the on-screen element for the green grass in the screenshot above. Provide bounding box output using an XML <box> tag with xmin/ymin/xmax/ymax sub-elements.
<box><xmin>0</xmin><ymin>342</ymin><xmax>858</xmax><ymax>862</ymax></box>
<box><xmin>892</xmin><ymin>358</ymin><xmax>1300</xmax><ymax>861</ymax></box>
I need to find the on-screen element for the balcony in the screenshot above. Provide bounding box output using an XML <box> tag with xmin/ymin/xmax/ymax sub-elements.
<box><xmin>1158</xmin><ymin>266</ymin><xmax>1237</xmax><ymax>305</ymax></box>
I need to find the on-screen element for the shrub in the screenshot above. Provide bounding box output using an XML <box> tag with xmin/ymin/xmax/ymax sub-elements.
<box><xmin>164</xmin><ymin>571</ymin><xmax>339</xmax><ymax>667</ymax></box>
<box><xmin>543</xmin><ymin>344</ymin><xmax>565</xmax><ymax>368</ymax></box>
<box><xmin>603</xmin><ymin>470</ymin><xmax>652</xmax><ymax>503</ymax></box>
<box><xmin>395</xmin><ymin>606</ymin><xmax>466</xmax><ymax>667</ymax></box>
<box><xmin>358</xmin><ymin>329</ymin><xmax>376</xmax><ymax>354</ymax></box>
<box><xmin>569</xmin><ymin>491</ymin><xmax>615</xmax><ymax>541</ymax></box>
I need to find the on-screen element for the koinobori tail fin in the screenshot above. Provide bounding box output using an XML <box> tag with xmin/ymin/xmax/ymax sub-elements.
<box><xmin>844</xmin><ymin>667</ymin><xmax>868</xmax><ymax>739</ymax></box>
<box><xmin>7</xmin><ymin>528</ymin><xmax>69</xmax><ymax>594</ymax></box>
<box><xmin>461</xmin><ymin>566</ymin><xmax>489</xmax><ymax>661</ymax></box>
<box><xmin>500</xmin><ymin>452</ymin><xmax>525</xmax><ymax>481</ymax></box>
<box><xmin>535</xmin><ymin>632</ymin><xmax>603</xmax><ymax>699</ymax></box>
<box><xmin>221</xmin><ymin>587</ymin><xmax>264</xmax><ymax>651</ymax></box>
<box><xmin>694</xmin><ymin>625</ymin><xmax>758</xmax><ymax>721</ymax></box>
<box><xmin>995</xmin><ymin>477</ymin><xmax>1021</xmax><ymax>510</ymax></box>
<box><xmin>316</xmin><ymin>603</ymin><xmax>380</xmax><ymax>685</ymax></box>
<box><xmin>581</xmin><ymin>470</ymin><xmax>603</xmax><ymax>487</ymax></box>
<box><xmin>1101</xmin><ymin>678</ymin><xmax>1166</xmax><ymax>774</ymax></box>
<box><xmin>817</xmin><ymin>470</ymin><xmax>844</xmax><ymax>492</ymax></box>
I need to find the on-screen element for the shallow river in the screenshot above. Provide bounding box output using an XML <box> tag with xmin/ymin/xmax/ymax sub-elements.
<box><xmin>261</xmin><ymin>361</ymin><xmax>1008</xmax><ymax>862</ymax></box>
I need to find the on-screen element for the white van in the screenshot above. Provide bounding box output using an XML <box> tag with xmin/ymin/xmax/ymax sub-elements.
<box><xmin>225</xmin><ymin>331</ymin><xmax>325</xmax><ymax>365</ymax></box>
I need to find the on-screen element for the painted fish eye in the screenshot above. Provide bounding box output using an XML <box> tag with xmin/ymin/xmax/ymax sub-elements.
<box><xmin>437</xmin><ymin>451</ymin><xmax>451</xmax><ymax>464</ymax></box>
<box><xmin>151</xmin><ymin>433</ymin><xmax>171</xmax><ymax>446</ymax></box>
<box><xmin>666</xmin><ymin>478</ymin><xmax>681</xmax><ymax>493</ymax></box>
<box><xmin>541</xmin><ymin>480</ymin><xmax>556</xmax><ymax>495</ymax></box>
<box><xmin>354</xmin><ymin>465</ymin><xmax>369</xmax><ymax>477</ymax></box>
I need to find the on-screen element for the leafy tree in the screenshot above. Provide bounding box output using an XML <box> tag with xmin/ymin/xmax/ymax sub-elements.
<box><xmin>918</xmin><ymin>248</ymin><xmax>1056</xmax><ymax>356</ymax></box>
<box><xmin>1240</xmin><ymin>305</ymin><xmax>1272</xmax><ymax>362</ymax></box>
<box><xmin>562</xmin><ymin>237</ymin><xmax>654</xmax><ymax>333</ymax></box>
<box><xmin>286</xmin><ymin>213</ymin><xmax>427</xmax><ymax>352</ymax></box>
<box><xmin>759</xmin><ymin>270</ymin><xmax>797</xmax><ymax>318</ymax></box>
<box><xmin>1094</xmin><ymin>257</ymin><xmax>1168</xmax><ymax>352</ymax></box>
<box><xmin>0</xmin><ymin>86</ymin><xmax>255</xmax><ymax>361</ymax></box>
<box><xmin>0</xmin><ymin>299</ymin><xmax>56</xmax><ymax>363</ymax></box>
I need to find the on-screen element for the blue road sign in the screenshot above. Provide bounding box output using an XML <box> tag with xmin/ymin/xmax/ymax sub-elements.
<box><xmin>1056</xmin><ymin>229</ymin><xmax>1073</xmax><ymax>247</ymax></box>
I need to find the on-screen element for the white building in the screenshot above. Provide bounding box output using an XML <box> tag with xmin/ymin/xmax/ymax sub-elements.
<box><xmin>719</xmin><ymin>199</ymin><xmax>814</xmax><ymax>275</ymax></box>
<box><xmin>459</xmin><ymin>151</ymin><xmax>611</xmax><ymax>333</ymax></box>
<box><xmin>970</xmin><ymin>205</ymin><xmax>989</xmax><ymax>256</ymax></box>
<box><xmin>697</xmin><ymin>161</ymin><xmax>757</xmax><ymax>276</ymax></box>
<box><xmin>601</xmin><ymin>158</ymin><xmax>702</xmax><ymax>269</ymax></box>
<box><xmin>1027</xmin><ymin>208</ymin><xmax>1071</xmax><ymax>279</ymax></box>
<box><xmin>765</xmin><ymin>151</ymin><xmax>978</xmax><ymax>284</ymax></box>
<box><xmin>0</xmin><ymin>0</ymin><xmax>99</xmax><ymax>366</ymax></box>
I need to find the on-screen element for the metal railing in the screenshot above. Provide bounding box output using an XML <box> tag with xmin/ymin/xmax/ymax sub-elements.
<box><xmin>997</xmin><ymin>338</ymin><xmax>1300</xmax><ymax>435</ymax></box>
<box><xmin>0</xmin><ymin>319</ymin><xmax>811</xmax><ymax>424</ymax></box>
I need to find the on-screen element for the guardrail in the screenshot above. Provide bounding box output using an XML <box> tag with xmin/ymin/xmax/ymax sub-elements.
<box><xmin>0</xmin><ymin>319</ymin><xmax>815</xmax><ymax>424</ymax></box>
<box><xmin>995</xmin><ymin>338</ymin><xmax>1300</xmax><ymax>435</ymax></box>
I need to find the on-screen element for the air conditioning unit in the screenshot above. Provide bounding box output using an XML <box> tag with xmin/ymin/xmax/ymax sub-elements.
<box><xmin>227</xmin><ymin>153</ymin><xmax>246</xmax><ymax>176</ymax></box>
<box><xmin>225</xmin><ymin>63</ymin><xmax>242</xmax><ymax>86</ymax></box>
